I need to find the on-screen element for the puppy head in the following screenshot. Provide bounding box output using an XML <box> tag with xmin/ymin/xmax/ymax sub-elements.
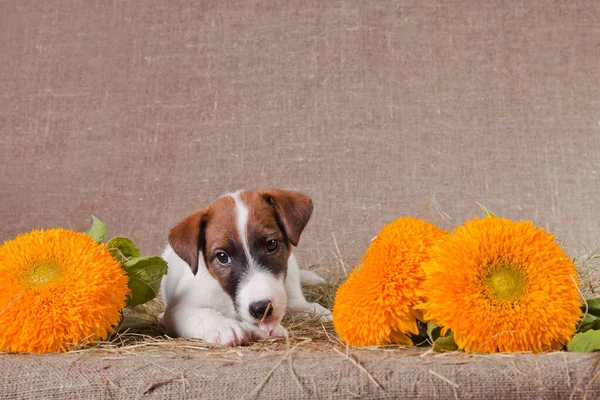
<box><xmin>168</xmin><ymin>189</ymin><xmax>313</xmax><ymax>332</ymax></box>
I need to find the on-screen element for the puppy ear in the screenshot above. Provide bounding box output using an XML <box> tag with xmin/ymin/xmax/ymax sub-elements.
<box><xmin>168</xmin><ymin>207</ymin><xmax>211</xmax><ymax>275</ymax></box>
<box><xmin>262</xmin><ymin>189</ymin><xmax>313</xmax><ymax>246</ymax></box>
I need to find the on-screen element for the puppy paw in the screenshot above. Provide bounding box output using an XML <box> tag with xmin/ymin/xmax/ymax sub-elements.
<box><xmin>270</xmin><ymin>323</ymin><xmax>287</xmax><ymax>337</ymax></box>
<box><xmin>239</xmin><ymin>321</ymin><xmax>271</xmax><ymax>341</ymax></box>
<box><xmin>233</xmin><ymin>321</ymin><xmax>287</xmax><ymax>341</ymax></box>
<box><xmin>204</xmin><ymin>318</ymin><xmax>254</xmax><ymax>346</ymax></box>
<box><xmin>288</xmin><ymin>301</ymin><xmax>333</xmax><ymax>322</ymax></box>
<box><xmin>299</xmin><ymin>269</ymin><xmax>327</xmax><ymax>286</ymax></box>
<box><xmin>308</xmin><ymin>303</ymin><xmax>333</xmax><ymax>322</ymax></box>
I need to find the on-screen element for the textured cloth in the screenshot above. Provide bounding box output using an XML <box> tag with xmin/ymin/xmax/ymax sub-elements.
<box><xmin>0</xmin><ymin>348</ymin><xmax>599</xmax><ymax>399</ymax></box>
<box><xmin>1</xmin><ymin>0</ymin><xmax>600</xmax><ymax>267</ymax></box>
<box><xmin>1</xmin><ymin>1</ymin><xmax>599</xmax><ymax>398</ymax></box>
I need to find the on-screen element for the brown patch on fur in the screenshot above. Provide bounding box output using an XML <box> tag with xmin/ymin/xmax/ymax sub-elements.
<box><xmin>203</xmin><ymin>196</ymin><xmax>238</xmax><ymax>251</ymax></box>
<box><xmin>241</xmin><ymin>191</ymin><xmax>293</xmax><ymax>270</ymax></box>
<box><xmin>168</xmin><ymin>207</ymin><xmax>211</xmax><ymax>275</ymax></box>
<box><xmin>241</xmin><ymin>191</ymin><xmax>288</xmax><ymax>242</ymax></box>
<box><xmin>202</xmin><ymin>196</ymin><xmax>239</xmax><ymax>284</ymax></box>
<box><xmin>169</xmin><ymin>190</ymin><xmax>312</xmax><ymax>292</ymax></box>
<box><xmin>258</xmin><ymin>189</ymin><xmax>313</xmax><ymax>246</ymax></box>
<box><xmin>168</xmin><ymin>196</ymin><xmax>240</xmax><ymax>278</ymax></box>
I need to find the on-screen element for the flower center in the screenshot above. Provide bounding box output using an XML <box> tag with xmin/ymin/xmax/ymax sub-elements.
<box><xmin>24</xmin><ymin>261</ymin><xmax>63</xmax><ymax>287</ymax></box>
<box><xmin>484</xmin><ymin>264</ymin><xmax>526</xmax><ymax>302</ymax></box>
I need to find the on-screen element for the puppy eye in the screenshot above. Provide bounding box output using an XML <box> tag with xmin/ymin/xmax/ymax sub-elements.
<box><xmin>266</xmin><ymin>239</ymin><xmax>279</xmax><ymax>253</ymax></box>
<box><xmin>215</xmin><ymin>251</ymin><xmax>231</xmax><ymax>265</ymax></box>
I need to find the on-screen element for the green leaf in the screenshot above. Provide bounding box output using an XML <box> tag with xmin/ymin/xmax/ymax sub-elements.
<box><xmin>85</xmin><ymin>215</ymin><xmax>107</xmax><ymax>244</ymax></box>
<box><xmin>567</xmin><ymin>330</ymin><xmax>600</xmax><ymax>352</ymax></box>
<box><xmin>577</xmin><ymin>313</ymin><xmax>599</xmax><ymax>333</ymax></box>
<box><xmin>427</xmin><ymin>322</ymin><xmax>445</xmax><ymax>343</ymax></box>
<box><xmin>426</xmin><ymin>322</ymin><xmax>453</xmax><ymax>343</ymax></box>
<box><xmin>427</xmin><ymin>322</ymin><xmax>439</xmax><ymax>342</ymax></box>
<box><xmin>107</xmin><ymin>236</ymin><xmax>142</xmax><ymax>263</ymax></box>
<box><xmin>475</xmin><ymin>203</ymin><xmax>497</xmax><ymax>218</ymax></box>
<box><xmin>433</xmin><ymin>335</ymin><xmax>459</xmax><ymax>352</ymax></box>
<box><xmin>584</xmin><ymin>297</ymin><xmax>600</xmax><ymax>317</ymax></box>
<box><xmin>122</xmin><ymin>256</ymin><xmax>168</xmax><ymax>308</ymax></box>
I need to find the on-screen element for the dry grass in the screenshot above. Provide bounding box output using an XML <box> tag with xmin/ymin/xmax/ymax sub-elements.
<box><xmin>574</xmin><ymin>248</ymin><xmax>600</xmax><ymax>298</ymax></box>
<box><xmin>66</xmin><ymin>249</ymin><xmax>600</xmax><ymax>357</ymax></box>
<box><xmin>72</xmin><ymin>277</ymin><xmax>344</xmax><ymax>357</ymax></box>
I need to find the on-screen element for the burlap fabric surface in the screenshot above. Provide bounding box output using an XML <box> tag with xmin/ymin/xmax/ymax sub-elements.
<box><xmin>1</xmin><ymin>0</ymin><xmax>599</xmax><ymax>398</ymax></box>
<box><xmin>1</xmin><ymin>349</ymin><xmax>598</xmax><ymax>399</ymax></box>
<box><xmin>2</xmin><ymin>0</ymin><xmax>600</xmax><ymax>264</ymax></box>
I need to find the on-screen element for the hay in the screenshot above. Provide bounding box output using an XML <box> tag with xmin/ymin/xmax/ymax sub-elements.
<box><xmin>48</xmin><ymin>252</ymin><xmax>600</xmax><ymax>357</ymax></box>
<box><xmin>70</xmin><ymin>275</ymin><xmax>343</xmax><ymax>357</ymax></box>
<box><xmin>575</xmin><ymin>248</ymin><xmax>600</xmax><ymax>298</ymax></box>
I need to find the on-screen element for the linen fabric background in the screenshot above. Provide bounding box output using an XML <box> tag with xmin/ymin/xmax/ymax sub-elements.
<box><xmin>1</xmin><ymin>2</ymin><xmax>600</xmax><ymax>399</ymax></box>
<box><xmin>1</xmin><ymin>0</ymin><xmax>599</xmax><ymax>270</ymax></box>
<box><xmin>0</xmin><ymin>349</ymin><xmax>598</xmax><ymax>399</ymax></box>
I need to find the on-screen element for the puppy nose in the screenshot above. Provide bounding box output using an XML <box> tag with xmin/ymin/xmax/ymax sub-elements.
<box><xmin>249</xmin><ymin>300</ymin><xmax>272</xmax><ymax>319</ymax></box>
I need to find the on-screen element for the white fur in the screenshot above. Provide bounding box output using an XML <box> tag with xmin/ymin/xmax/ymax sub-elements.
<box><xmin>299</xmin><ymin>269</ymin><xmax>327</xmax><ymax>286</ymax></box>
<box><xmin>160</xmin><ymin>246</ymin><xmax>331</xmax><ymax>345</ymax></box>
<box><xmin>231</xmin><ymin>191</ymin><xmax>253</xmax><ymax>265</ymax></box>
<box><xmin>285</xmin><ymin>253</ymin><xmax>332</xmax><ymax>320</ymax></box>
<box><xmin>236</xmin><ymin>269</ymin><xmax>287</xmax><ymax>333</ymax></box>
<box><xmin>230</xmin><ymin>192</ymin><xmax>288</xmax><ymax>332</ymax></box>
<box><xmin>160</xmin><ymin>192</ymin><xmax>332</xmax><ymax>346</ymax></box>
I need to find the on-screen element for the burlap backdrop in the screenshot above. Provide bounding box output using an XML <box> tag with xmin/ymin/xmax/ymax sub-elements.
<box><xmin>0</xmin><ymin>349</ymin><xmax>599</xmax><ymax>399</ymax></box>
<box><xmin>2</xmin><ymin>0</ymin><xmax>599</xmax><ymax>269</ymax></box>
<box><xmin>1</xmin><ymin>1</ymin><xmax>599</xmax><ymax>399</ymax></box>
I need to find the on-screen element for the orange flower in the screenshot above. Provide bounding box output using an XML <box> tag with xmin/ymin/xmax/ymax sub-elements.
<box><xmin>420</xmin><ymin>217</ymin><xmax>583</xmax><ymax>353</ymax></box>
<box><xmin>0</xmin><ymin>229</ymin><xmax>130</xmax><ymax>353</ymax></box>
<box><xmin>333</xmin><ymin>217</ymin><xmax>447</xmax><ymax>346</ymax></box>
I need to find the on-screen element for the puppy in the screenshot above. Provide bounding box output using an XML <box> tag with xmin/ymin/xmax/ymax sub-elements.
<box><xmin>160</xmin><ymin>189</ymin><xmax>332</xmax><ymax>346</ymax></box>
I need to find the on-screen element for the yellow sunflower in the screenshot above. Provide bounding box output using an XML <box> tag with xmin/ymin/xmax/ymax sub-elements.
<box><xmin>333</xmin><ymin>217</ymin><xmax>448</xmax><ymax>346</ymax></box>
<box><xmin>0</xmin><ymin>229</ymin><xmax>130</xmax><ymax>353</ymax></box>
<box><xmin>420</xmin><ymin>217</ymin><xmax>583</xmax><ymax>353</ymax></box>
